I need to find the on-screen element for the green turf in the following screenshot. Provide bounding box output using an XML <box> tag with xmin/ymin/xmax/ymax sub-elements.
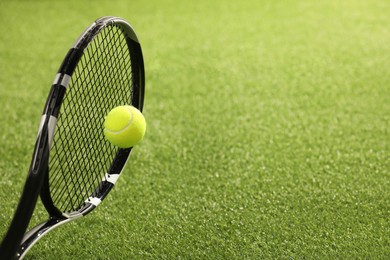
<box><xmin>0</xmin><ymin>0</ymin><xmax>389</xmax><ymax>258</ymax></box>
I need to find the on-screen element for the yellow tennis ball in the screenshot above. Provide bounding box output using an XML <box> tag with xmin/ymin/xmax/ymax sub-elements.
<box><xmin>104</xmin><ymin>105</ymin><xmax>146</xmax><ymax>148</ymax></box>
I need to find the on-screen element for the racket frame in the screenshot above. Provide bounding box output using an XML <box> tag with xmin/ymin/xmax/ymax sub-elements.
<box><xmin>0</xmin><ymin>16</ymin><xmax>144</xmax><ymax>259</ymax></box>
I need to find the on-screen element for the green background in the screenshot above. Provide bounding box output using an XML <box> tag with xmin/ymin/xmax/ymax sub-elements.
<box><xmin>0</xmin><ymin>0</ymin><xmax>389</xmax><ymax>258</ymax></box>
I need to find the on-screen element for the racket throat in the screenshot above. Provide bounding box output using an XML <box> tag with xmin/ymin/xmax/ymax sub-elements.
<box><xmin>17</xmin><ymin>216</ymin><xmax>71</xmax><ymax>259</ymax></box>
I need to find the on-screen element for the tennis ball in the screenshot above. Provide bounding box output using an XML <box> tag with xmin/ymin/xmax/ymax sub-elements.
<box><xmin>104</xmin><ymin>105</ymin><xmax>146</xmax><ymax>148</ymax></box>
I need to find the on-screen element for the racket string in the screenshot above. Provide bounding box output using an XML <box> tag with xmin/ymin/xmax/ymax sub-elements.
<box><xmin>49</xmin><ymin>24</ymin><xmax>134</xmax><ymax>213</ymax></box>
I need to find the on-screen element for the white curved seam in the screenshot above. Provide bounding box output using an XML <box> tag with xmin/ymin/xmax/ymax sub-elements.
<box><xmin>105</xmin><ymin>107</ymin><xmax>133</xmax><ymax>134</ymax></box>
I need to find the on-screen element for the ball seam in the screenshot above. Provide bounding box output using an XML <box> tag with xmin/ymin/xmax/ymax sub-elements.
<box><xmin>104</xmin><ymin>106</ymin><xmax>134</xmax><ymax>134</ymax></box>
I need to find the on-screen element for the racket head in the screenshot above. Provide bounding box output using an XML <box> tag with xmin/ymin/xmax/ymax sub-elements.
<box><xmin>40</xmin><ymin>16</ymin><xmax>145</xmax><ymax>218</ymax></box>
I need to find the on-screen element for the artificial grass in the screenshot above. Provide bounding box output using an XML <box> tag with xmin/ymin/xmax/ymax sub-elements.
<box><xmin>0</xmin><ymin>0</ymin><xmax>389</xmax><ymax>258</ymax></box>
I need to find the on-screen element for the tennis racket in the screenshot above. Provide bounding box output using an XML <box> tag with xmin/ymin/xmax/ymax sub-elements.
<box><xmin>0</xmin><ymin>16</ymin><xmax>144</xmax><ymax>259</ymax></box>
